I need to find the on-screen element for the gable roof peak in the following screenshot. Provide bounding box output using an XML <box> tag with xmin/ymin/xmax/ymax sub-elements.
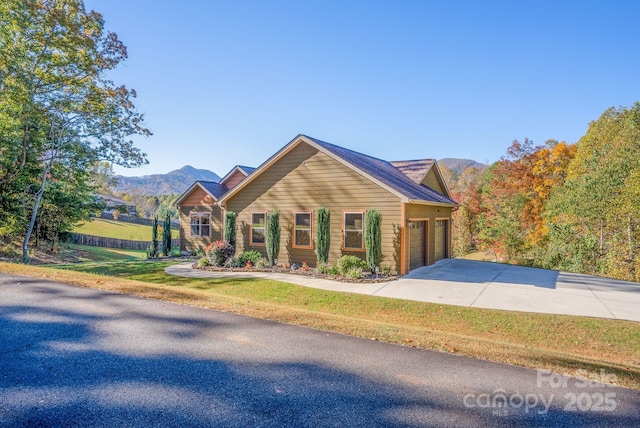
<box><xmin>389</xmin><ymin>159</ymin><xmax>436</xmax><ymax>184</ymax></box>
<box><xmin>174</xmin><ymin>180</ymin><xmax>228</xmax><ymax>207</ymax></box>
<box><xmin>219</xmin><ymin>165</ymin><xmax>256</xmax><ymax>186</ymax></box>
<box><xmin>219</xmin><ymin>134</ymin><xmax>456</xmax><ymax>206</ymax></box>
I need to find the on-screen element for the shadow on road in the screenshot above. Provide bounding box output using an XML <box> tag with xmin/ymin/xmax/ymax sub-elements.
<box><xmin>1</xmin><ymin>278</ymin><xmax>638</xmax><ymax>427</ymax></box>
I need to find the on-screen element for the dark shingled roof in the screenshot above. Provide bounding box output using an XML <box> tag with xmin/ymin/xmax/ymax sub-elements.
<box><xmin>303</xmin><ymin>135</ymin><xmax>456</xmax><ymax>205</ymax></box>
<box><xmin>389</xmin><ymin>159</ymin><xmax>436</xmax><ymax>184</ymax></box>
<box><xmin>197</xmin><ymin>181</ymin><xmax>228</xmax><ymax>199</ymax></box>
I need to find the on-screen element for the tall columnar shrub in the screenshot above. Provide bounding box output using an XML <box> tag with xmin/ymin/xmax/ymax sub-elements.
<box><xmin>365</xmin><ymin>209</ymin><xmax>382</xmax><ymax>272</ymax></box>
<box><xmin>315</xmin><ymin>207</ymin><xmax>330</xmax><ymax>264</ymax></box>
<box><xmin>162</xmin><ymin>213</ymin><xmax>172</xmax><ymax>256</ymax></box>
<box><xmin>265</xmin><ymin>211</ymin><xmax>280</xmax><ymax>265</ymax></box>
<box><xmin>151</xmin><ymin>216</ymin><xmax>159</xmax><ymax>258</ymax></box>
<box><xmin>224</xmin><ymin>211</ymin><xmax>237</xmax><ymax>252</ymax></box>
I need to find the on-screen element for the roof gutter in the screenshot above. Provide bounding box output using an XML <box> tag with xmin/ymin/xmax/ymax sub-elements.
<box><xmin>406</xmin><ymin>198</ymin><xmax>458</xmax><ymax>208</ymax></box>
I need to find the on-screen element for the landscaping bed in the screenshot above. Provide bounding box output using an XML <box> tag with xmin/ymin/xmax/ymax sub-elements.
<box><xmin>192</xmin><ymin>262</ymin><xmax>399</xmax><ymax>283</ymax></box>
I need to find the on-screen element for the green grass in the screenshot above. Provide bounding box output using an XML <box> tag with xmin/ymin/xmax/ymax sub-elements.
<box><xmin>65</xmin><ymin>244</ymin><xmax>147</xmax><ymax>262</ymax></box>
<box><xmin>3</xmin><ymin>260</ymin><xmax>639</xmax><ymax>390</ymax></box>
<box><xmin>73</xmin><ymin>218</ymin><xmax>179</xmax><ymax>241</ymax></box>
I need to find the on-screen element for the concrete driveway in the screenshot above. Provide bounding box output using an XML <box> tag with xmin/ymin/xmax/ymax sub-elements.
<box><xmin>166</xmin><ymin>259</ymin><xmax>640</xmax><ymax>322</ymax></box>
<box><xmin>383</xmin><ymin>259</ymin><xmax>640</xmax><ymax>322</ymax></box>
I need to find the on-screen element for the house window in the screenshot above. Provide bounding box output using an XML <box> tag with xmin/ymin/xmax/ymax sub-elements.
<box><xmin>344</xmin><ymin>211</ymin><xmax>364</xmax><ymax>250</ymax></box>
<box><xmin>251</xmin><ymin>212</ymin><xmax>266</xmax><ymax>245</ymax></box>
<box><xmin>293</xmin><ymin>211</ymin><xmax>312</xmax><ymax>248</ymax></box>
<box><xmin>190</xmin><ymin>213</ymin><xmax>210</xmax><ymax>237</ymax></box>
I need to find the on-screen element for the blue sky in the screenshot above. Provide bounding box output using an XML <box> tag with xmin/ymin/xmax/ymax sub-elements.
<box><xmin>86</xmin><ymin>0</ymin><xmax>640</xmax><ymax>177</ymax></box>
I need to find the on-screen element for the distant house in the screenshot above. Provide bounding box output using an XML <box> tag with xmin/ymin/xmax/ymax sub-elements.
<box><xmin>95</xmin><ymin>193</ymin><xmax>137</xmax><ymax>217</ymax></box>
<box><xmin>176</xmin><ymin>135</ymin><xmax>456</xmax><ymax>274</ymax></box>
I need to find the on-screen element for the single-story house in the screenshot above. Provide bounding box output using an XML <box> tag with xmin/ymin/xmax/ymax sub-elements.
<box><xmin>175</xmin><ymin>165</ymin><xmax>255</xmax><ymax>251</ymax></box>
<box><xmin>176</xmin><ymin>135</ymin><xmax>456</xmax><ymax>275</ymax></box>
<box><xmin>95</xmin><ymin>193</ymin><xmax>137</xmax><ymax>216</ymax></box>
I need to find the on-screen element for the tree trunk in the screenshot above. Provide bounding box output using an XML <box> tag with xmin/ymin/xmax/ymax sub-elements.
<box><xmin>22</xmin><ymin>126</ymin><xmax>58</xmax><ymax>263</ymax></box>
<box><xmin>22</xmin><ymin>169</ymin><xmax>48</xmax><ymax>262</ymax></box>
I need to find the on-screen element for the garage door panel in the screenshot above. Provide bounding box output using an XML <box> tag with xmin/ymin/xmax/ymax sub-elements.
<box><xmin>434</xmin><ymin>220</ymin><xmax>447</xmax><ymax>261</ymax></box>
<box><xmin>409</xmin><ymin>221</ymin><xmax>426</xmax><ymax>270</ymax></box>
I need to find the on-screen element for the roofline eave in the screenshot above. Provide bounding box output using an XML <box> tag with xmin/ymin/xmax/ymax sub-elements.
<box><xmin>174</xmin><ymin>182</ymin><xmax>219</xmax><ymax>207</ymax></box>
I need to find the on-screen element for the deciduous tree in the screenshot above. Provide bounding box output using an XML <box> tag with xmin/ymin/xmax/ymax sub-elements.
<box><xmin>0</xmin><ymin>0</ymin><xmax>150</xmax><ymax>261</ymax></box>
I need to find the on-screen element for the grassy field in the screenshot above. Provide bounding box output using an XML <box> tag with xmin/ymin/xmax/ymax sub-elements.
<box><xmin>73</xmin><ymin>219</ymin><xmax>179</xmax><ymax>241</ymax></box>
<box><xmin>2</xmin><ymin>260</ymin><xmax>638</xmax><ymax>390</ymax></box>
<box><xmin>65</xmin><ymin>244</ymin><xmax>147</xmax><ymax>262</ymax></box>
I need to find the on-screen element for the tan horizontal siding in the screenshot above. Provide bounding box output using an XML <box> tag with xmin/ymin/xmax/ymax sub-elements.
<box><xmin>180</xmin><ymin>186</ymin><xmax>216</xmax><ymax>207</ymax></box>
<box><xmin>178</xmin><ymin>204</ymin><xmax>222</xmax><ymax>252</ymax></box>
<box><xmin>222</xmin><ymin>170</ymin><xmax>246</xmax><ymax>190</ymax></box>
<box><xmin>422</xmin><ymin>169</ymin><xmax>444</xmax><ymax>194</ymax></box>
<box><xmin>226</xmin><ymin>142</ymin><xmax>402</xmax><ymax>270</ymax></box>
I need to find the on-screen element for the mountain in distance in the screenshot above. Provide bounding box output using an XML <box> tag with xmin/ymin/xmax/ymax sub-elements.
<box><xmin>437</xmin><ymin>158</ymin><xmax>488</xmax><ymax>174</ymax></box>
<box><xmin>114</xmin><ymin>165</ymin><xmax>220</xmax><ymax>195</ymax></box>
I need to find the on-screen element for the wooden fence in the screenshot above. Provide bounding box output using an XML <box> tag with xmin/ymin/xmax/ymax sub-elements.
<box><xmin>70</xmin><ymin>233</ymin><xmax>180</xmax><ymax>251</ymax></box>
<box><xmin>98</xmin><ymin>213</ymin><xmax>180</xmax><ymax>229</ymax></box>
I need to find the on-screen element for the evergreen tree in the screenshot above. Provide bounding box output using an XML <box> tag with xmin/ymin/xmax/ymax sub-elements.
<box><xmin>365</xmin><ymin>209</ymin><xmax>382</xmax><ymax>272</ymax></box>
<box><xmin>151</xmin><ymin>216</ymin><xmax>159</xmax><ymax>258</ymax></box>
<box><xmin>315</xmin><ymin>208</ymin><xmax>330</xmax><ymax>264</ymax></box>
<box><xmin>162</xmin><ymin>213</ymin><xmax>171</xmax><ymax>256</ymax></box>
<box><xmin>224</xmin><ymin>211</ymin><xmax>237</xmax><ymax>252</ymax></box>
<box><xmin>265</xmin><ymin>211</ymin><xmax>280</xmax><ymax>265</ymax></box>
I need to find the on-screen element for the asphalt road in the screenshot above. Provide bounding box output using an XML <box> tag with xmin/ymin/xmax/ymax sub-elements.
<box><xmin>1</xmin><ymin>273</ymin><xmax>639</xmax><ymax>427</ymax></box>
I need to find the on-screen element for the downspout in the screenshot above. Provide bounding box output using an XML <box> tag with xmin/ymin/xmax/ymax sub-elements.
<box><xmin>400</xmin><ymin>202</ymin><xmax>407</xmax><ymax>275</ymax></box>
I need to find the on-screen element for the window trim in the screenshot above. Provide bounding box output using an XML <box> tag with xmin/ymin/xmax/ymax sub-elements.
<box><xmin>342</xmin><ymin>210</ymin><xmax>365</xmax><ymax>251</ymax></box>
<box><xmin>292</xmin><ymin>211</ymin><xmax>313</xmax><ymax>249</ymax></box>
<box><xmin>250</xmin><ymin>211</ymin><xmax>267</xmax><ymax>246</ymax></box>
<box><xmin>190</xmin><ymin>212</ymin><xmax>211</xmax><ymax>237</ymax></box>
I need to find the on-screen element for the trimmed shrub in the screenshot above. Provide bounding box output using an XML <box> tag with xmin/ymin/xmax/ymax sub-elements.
<box><xmin>206</xmin><ymin>240</ymin><xmax>234</xmax><ymax>267</ymax></box>
<box><xmin>345</xmin><ymin>267</ymin><xmax>364</xmax><ymax>279</ymax></box>
<box><xmin>238</xmin><ymin>250</ymin><xmax>263</xmax><ymax>266</ymax></box>
<box><xmin>197</xmin><ymin>257</ymin><xmax>210</xmax><ymax>267</ymax></box>
<box><xmin>365</xmin><ymin>209</ymin><xmax>382</xmax><ymax>272</ymax></box>
<box><xmin>224</xmin><ymin>211</ymin><xmax>237</xmax><ymax>251</ymax></box>
<box><xmin>315</xmin><ymin>261</ymin><xmax>329</xmax><ymax>275</ymax></box>
<box><xmin>255</xmin><ymin>258</ymin><xmax>269</xmax><ymax>268</ymax></box>
<box><xmin>265</xmin><ymin>211</ymin><xmax>280</xmax><ymax>265</ymax></box>
<box><xmin>380</xmin><ymin>264</ymin><xmax>396</xmax><ymax>276</ymax></box>
<box><xmin>315</xmin><ymin>207</ymin><xmax>330</xmax><ymax>264</ymax></box>
<box><xmin>335</xmin><ymin>255</ymin><xmax>367</xmax><ymax>275</ymax></box>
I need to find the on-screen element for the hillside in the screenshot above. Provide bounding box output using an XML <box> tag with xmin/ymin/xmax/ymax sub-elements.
<box><xmin>438</xmin><ymin>158</ymin><xmax>488</xmax><ymax>174</ymax></box>
<box><xmin>114</xmin><ymin>165</ymin><xmax>220</xmax><ymax>195</ymax></box>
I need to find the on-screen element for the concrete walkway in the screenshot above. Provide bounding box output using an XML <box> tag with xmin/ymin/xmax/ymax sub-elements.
<box><xmin>165</xmin><ymin>259</ymin><xmax>640</xmax><ymax>322</ymax></box>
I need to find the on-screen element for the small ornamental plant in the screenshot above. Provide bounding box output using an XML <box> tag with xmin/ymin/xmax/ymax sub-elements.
<box><xmin>206</xmin><ymin>240</ymin><xmax>234</xmax><ymax>267</ymax></box>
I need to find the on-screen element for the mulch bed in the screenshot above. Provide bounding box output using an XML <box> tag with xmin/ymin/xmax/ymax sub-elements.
<box><xmin>192</xmin><ymin>263</ymin><xmax>399</xmax><ymax>283</ymax></box>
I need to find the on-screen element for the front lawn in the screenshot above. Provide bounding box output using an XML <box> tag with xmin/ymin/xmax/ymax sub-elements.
<box><xmin>1</xmin><ymin>260</ymin><xmax>638</xmax><ymax>390</ymax></box>
<box><xmin>65</xmin><ymin>244</ymin><xmax>147</xmax><ymax>262</ymax></box>
<box><xmin>72</xmin><ymin>218</ymin><xmax>179</xmax><ymax>241</ymax></box>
